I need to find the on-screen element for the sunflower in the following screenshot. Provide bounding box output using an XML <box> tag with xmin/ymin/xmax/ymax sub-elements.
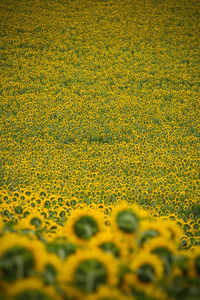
<box><xmin>111</xmin><ymin>202</ymin><xmax>147</xmax><ymax>243</ymax></box>
<box><xmin>137</xmin><ymin>220</ymin><xmax>170</xmax><ymax>247</ymax></box>
<box><xmin>111</xmin><ymin>202</ymin><xmax>146</xmax><ymax>251</ymax></box>
<box><xmin>16</xmin><ymin>211</ymin><xmax>45</xmax><ymax>232</ymax></box>
<box><xmin>123</xmin><ymin>251</ymin><xmax>164</xmax><ymax>297</ymax></box>
<box><xmin>144</xmin><ymin>237</ymin><xmax>177</xmax><ymax>275</ymax></box>
<box><xmin>0</xmin><ymin>233</ymin><xmax>48</xmax><ymax>282</ymax></box>
<box><xmin>58</xmin><ymin>248</ymin><xmax>118</xmax><ymax>294</ymax></box>
<box><xmin>4</xmin><ymin>277</ymin><xmax>62</xmax><ymax>300</ymax></box>
<box><xmin>63</xmin><ymin>208</ymin><xmax>105</xmax><ymax>244</ymax></box>
<box><xmin>36</xmin><ymin>251</ymin><xmax>63</xmax><ymax>284</ymax></box>
<box><xmin>89</xmin><ymin>228</ymin><xmax>128</xmax><ymax>259</ymax></box>
<box><xmin>159</xmin><ymin>219</ymin><xmax>183</xmax><ymax>245</ymax></box>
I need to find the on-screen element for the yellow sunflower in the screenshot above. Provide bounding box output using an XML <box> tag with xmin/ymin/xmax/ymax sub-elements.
<box><xmin>159</xmin><ymin>219</ymin><xmax>183</xmax><ymax>245</ymax></box>
<box><xmin>58</xmin><ymin>248</ymin><xmax>118</xmax><ymax>294</ymax></box>
<box><xmin>4</xmin><ymin>277</ymin><xmax>62</xmax><ymax>300</ymax></box>
<box><xmin>143</xmin><ymin>237</ymin><xmax>177</xmax><ymax>275</ymax></box>
<box><xmin>137</xmin><ymin>219</ymin><xmax>170</xmax><ymax>247</ymax></box>
<box><xmin>89</xmin><ymin>228</ymin><xmax>128</xmax><ymax>259</ymax></box>
<box><xmin>110</xmin><ymin>201</ymin><xmax>148</xmax><ymax>243</ymax></box>
<box><xmin>63</xmin><ymin>208</ymin><xmax>105</xmax><ymax>244</ymax></box>
<box><xmin>125</xmin><ymin>251</ymin><xmax>163</xmax><ymax>294</ymax></box>
<box><xmin>15</xmin><ymin>211</ymin><xmax>45</xmax><ymax>231</ymax></box>
<box><xmin>0</xmin><ymin>232</ymin><xmax>48</xmax><ymax>282</ymax></box>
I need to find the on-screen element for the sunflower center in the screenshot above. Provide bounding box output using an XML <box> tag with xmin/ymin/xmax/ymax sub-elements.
<box><xmin>1</xmin><ymin>246</ymin><xmax>34</xmax><ymax>282</ymax></box>
<box><xmin>137</xmin><ymin>263</ymin><xmax>155</xmax><ymax>283</ymax></box>
<box><xmin>74</xmin><ymin>216</ymin><xmax>99</xmax><ymax>240</ymax></box>
<box><xmin>100</xmin><ymin>242</ymin><xmax>120</xmax><ymax>258</ymax></box>
<box><xmin>116</xmin><ymin>210</ymin><xmax>138</xmax><ymax>233</ymax></box>
<box><xmin>14</xmin><ymin>290</ymin><xmax>53</xmax><ymax>300</ymax></box>
<box><xmin>75</xmin><ymin>259</ymin><xmax>107</xmax><ymax>293</ymax></box>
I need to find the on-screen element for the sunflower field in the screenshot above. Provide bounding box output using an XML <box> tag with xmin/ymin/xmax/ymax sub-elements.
<box><xmin>0</xmin><ymin>0</ymin><xmax>200</xmax><ymax>299</ymax></box>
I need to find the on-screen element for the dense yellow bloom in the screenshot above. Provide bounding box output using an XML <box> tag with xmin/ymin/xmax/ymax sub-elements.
<box><xmin>0</xmin><ymin>0</ymin><xmax>199</xmax><ymax>297</ymax></box>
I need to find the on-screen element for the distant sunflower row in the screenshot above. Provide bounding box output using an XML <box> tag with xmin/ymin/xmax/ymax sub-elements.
<box><xmin>0</xmin><ymin>198</ymin><xmax>200</xmax><ymax>300</ymax></box>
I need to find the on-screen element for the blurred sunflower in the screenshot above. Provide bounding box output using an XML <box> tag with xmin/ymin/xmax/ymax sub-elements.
<box><xmin>0</xmin><ymin>233</ymin><xmax>47</xmax><ymax>282</ymax></box>
<box><xmin>137</xmin><ymin>220</ymin><xmax>170</xmax><ymax>247</ymax></box>
<box><xmin>111</xmin><ymin>202</ymin><xmax>146</xmax><ymax>241</ymax></box>
<box><xmin>89</xmin><ymin>228</ymin><xmax>128</xmax><ymax>259</ymax></box>
<box><xmin>63</xmin><ymin>208</ymin><xmax>104</xmax><ymax>244</ymax></box>
<box><xmin>58</xmin><ymin>248</ymin><xmax>118</xmax><ymax>294</ymax></box>
<box><xmin>16</xmin><ymin>211</ymin><xmax>45</xmax><ymax>232</ymax></box>
<box><xmin>123</xmin><ymin>256</ymin><xmax>166</xmax><ymax>299</ymax></box>
<box><xmin>160</xmin><ymin>219</ymin><xmax>183</xmax><ymax>245</ymax></box>
<box><xmin>125</xmin><ymin>251</ymin><xmax>163</xmax><ymax>293</ymax></box>
<box><xmin>144</xmin><ymin>237</ymin><xmax>177</xmax><ymax>275</ymax></box>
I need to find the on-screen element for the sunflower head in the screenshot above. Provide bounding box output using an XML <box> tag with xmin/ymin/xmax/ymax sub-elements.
<box><xmin>0</xmin><ymin>233</ymin><xmax>49</xmax><ymax>282</ymax></box>
<box><xmin>59</xmin><ymin>248</ymin><xmax>118</xmax><ymax>294</ymax></box>
<box><xmin>123</xmin><ymin>251</ymin><xmax>164</xmax><ymax>298</ymax></box>
<box><xmin>137</xmin><ymin>220</ymin><xmax>170</xmax><ymax>247</ymax></box>
<box><xmin>63</xmin><ymin>208</ymin><xmax>104</xmax><ymax>244</ymax></box>
<box><xmin>111</xmin><ymin>202</ymin><xmax>146</xmax><ymax>237</ymax></box>
<box><xmin>161</xmin><ymin>219</ymin><xmax>183</xmax><ymax>245</ymax></box>
<box><xmin>144</xmin><ymin>237</ymin><xmax>177</xmax><ymax>275</ymax></box>
<box><xmin>89</xmin><ymin>229</ymin><xmax>128</xmax><ymax>259</ymax></box>
<box><xmin>0</xmin><ymin>245</ymin><xmax>34</xmax><ymax>283</ymax></box>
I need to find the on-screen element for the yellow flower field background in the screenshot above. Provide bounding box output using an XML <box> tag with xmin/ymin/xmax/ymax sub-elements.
<box><xmin>0</xmin><ymin>0</ymin><xmax>199</xmax><ymax>299</ymax></box>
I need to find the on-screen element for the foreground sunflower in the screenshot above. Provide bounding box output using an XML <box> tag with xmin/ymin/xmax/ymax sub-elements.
<box><xmin>89</xmin><ymin>228</ymin><xmax>128</xmax><ymax>259</ymax></box>
<box><xmin>0</xmin><ymin>233</ymin><xmax>47</xmax><ymax>282</ymax></box>
<box><xmin>137</xmin><ymin>219</ymin><xmax>170</xmax><ymax>247</ymax></box>
<box><xmin>63</xmin><ymin>208</ymin><xmax>105</xmax><ymax>244</ymax></box>
<box><xmin>144</xmin><ymin>237</ymin><xmax>177</xmax><ymax>275</ymax></box>
<box><xmin>58</xmin><ymin>248</ymin><xmax>118</xmax><ymax>295</ymax></box>
<box><xmin>123</xmin><ymin>251</ymin><xmax>164</xmax><ymax>296</ymax></box>
<box><xmin>111</xmin><ymin>202</ymin><xmax>147</xmax><ymax>241</ymax></box>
